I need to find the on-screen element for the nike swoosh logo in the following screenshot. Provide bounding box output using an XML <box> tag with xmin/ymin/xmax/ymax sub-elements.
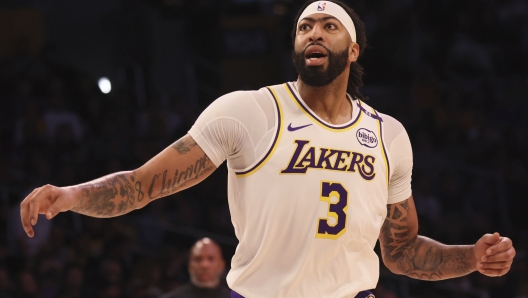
<box><xmin>287</xmin><ymin>123</ymin><xmax>313</xmax><ymax>132</ymax></box>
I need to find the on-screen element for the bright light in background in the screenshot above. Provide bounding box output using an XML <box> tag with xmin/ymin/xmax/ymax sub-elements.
<box><xmin>98</xmin><ymin>77</ymin><xmax>111</xmax><ymax>94</ymax></box>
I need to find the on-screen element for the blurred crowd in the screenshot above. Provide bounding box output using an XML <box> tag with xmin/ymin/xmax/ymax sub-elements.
<box><xmin>1</xmin><ymin>0</ymin><xmax>528</xmax><ymax>297</ymax></box>
<box><xmin>0</xmin><ymin>52</ymin><xmax>233</xmax><ymax>297</ymax></box>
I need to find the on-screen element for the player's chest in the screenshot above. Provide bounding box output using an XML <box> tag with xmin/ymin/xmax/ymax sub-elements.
<box><xmin>273</xmin><ymin>121</ymin><xmax>386</xmax><ymax>181</ymax></box>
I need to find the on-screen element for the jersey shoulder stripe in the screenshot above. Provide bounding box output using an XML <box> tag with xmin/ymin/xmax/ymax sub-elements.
<box><xmin>371</xmin><ymin>106</ymin><xmax>390</xmax><ymax>186</ymax></box>
<box><xmin>235</xmin><ymin>86</ymin><xmax>283</xmax><ymax>177</ymax></box>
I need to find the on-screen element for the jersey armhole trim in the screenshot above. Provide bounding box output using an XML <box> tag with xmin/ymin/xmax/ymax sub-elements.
<box><xmin>235</xmin><ymin>86</ymin><xmax>283</xmax><ymax>177</ymax></box>
<box><xmin>372</xmin><ymin>108</ymin><xmax>390</xmax><ymax>187</ymax></box>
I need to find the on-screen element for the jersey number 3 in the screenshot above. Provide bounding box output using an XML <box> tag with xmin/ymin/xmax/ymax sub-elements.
<box><xmin>316</xmin><ymin>182</ymin><xmax>348</xmax><ymax>240</ymax></box>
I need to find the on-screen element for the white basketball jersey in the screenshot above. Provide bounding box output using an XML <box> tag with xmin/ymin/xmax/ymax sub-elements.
<box><xmin>225</xmin><ymin>83</ymin><xmax>390</xmax><ymax>298</ymax></box>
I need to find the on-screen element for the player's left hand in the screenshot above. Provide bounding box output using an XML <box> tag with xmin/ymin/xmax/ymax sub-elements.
<box><xmin>474</xmin><ymin>232</ymin><xmax>515</xmax><ymax>277</ymax></box>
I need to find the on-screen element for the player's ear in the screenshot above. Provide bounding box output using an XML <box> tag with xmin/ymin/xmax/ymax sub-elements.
<box><xmin>348</xmin><ymin>42</ymin><xmax>359</xmax><ymax>63</ymax></box>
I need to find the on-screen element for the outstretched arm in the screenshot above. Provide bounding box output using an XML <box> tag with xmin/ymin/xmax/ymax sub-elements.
<box><xmin>379</xmin><ymin>196</ymin><xmax>515</xmax><ymax>280</ymax></box>
<box><xmin>20</xmin><ymin>134</ymin><xmax>216</xmax><ymax>236</ymax></box>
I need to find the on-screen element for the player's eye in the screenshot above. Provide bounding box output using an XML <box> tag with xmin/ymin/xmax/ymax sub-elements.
<box><xmin>299</xmin><ymin>24</ymin><xmax>310</xmax><ymax>31</ymax></box>
<box><xmin>325</xmin><ymin>23</ymin><xmax>337</xmax><ymax>29</ymax></box>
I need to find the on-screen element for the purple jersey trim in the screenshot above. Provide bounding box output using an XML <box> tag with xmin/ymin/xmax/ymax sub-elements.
<box><xmin>357</xmin><ymin>290</ymin><xmax>376</xmax><ymax>298</ymax></box>
<box><xmin>231</xmin><ymin>290</ymin><xmax>244</xmax><ymax>298</ymax></box>
<box><xmin>231</xmin><ymin>290</ymin><xmax>374</xmax><ymax>298</ymax></box>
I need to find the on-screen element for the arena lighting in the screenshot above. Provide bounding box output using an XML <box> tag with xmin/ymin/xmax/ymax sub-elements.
<box><xmin>98</xmin><ymin>77</ymin><xmax>112</xmax><ymax>94</ymax></box>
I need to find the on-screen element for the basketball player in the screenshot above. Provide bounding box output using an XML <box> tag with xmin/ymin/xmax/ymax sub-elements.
<box><xmin>20</xmin><ymin>1</ymin><xmax>516</xmax><ymax>297</ymax></box>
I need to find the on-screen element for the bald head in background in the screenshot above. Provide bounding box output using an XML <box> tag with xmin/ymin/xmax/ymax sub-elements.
<box><xmin>160</xmin><ymin>238</ymin><xmax>230</xmax><ymax>298</ymax></box>
<box><xmin>188</xmin><ymin>238</ymin><xmax>226</xmax><ymax>289</ymax></box>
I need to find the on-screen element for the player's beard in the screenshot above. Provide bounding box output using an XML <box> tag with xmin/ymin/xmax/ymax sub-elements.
<box><xmin>291</xmin><ymin>43</ymin><xmax>349</xmax><ymax>87</ymax></box>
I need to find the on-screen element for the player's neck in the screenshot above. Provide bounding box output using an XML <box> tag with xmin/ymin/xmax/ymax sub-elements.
<box><xmin>297</xmin><ymin>72</ymin><xmax>352</xmax><ymax>125</ymax></box>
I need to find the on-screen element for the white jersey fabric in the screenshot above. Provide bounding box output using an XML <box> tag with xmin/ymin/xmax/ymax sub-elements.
<box><xmin>189</xmin><ymin>82</ymin><xmax>413</xmax><ymax>298</ymax></box>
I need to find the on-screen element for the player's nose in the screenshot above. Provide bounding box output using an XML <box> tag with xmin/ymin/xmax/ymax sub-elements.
<box><xmin>309</xmin><ymin>23</ymin><xmax>324</xmax><ymax>42</ymax></box>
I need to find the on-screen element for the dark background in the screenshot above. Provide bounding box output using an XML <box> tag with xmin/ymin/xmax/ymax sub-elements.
<box><xmin>0</xmin><ymin>0</ymin><xmax>527</xmax><ymax>297</ymax></box>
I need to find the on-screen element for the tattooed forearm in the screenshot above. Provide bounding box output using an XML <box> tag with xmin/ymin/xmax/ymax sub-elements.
<box><xmin>380</xmin><ymin>201</ymin><xmax>475</xmax><ymax>280</ymax></box>
<box><xmin>71</xmin><ymin>172</ymin><xmax>143</xmax><ymax>218</ymax></box>
<box><xmin>68</xmin><ymin>136</ymin><xmax>214</xmax><ymax>217</ymax></box>
<box><xmin>171</xmin><ymin>137</ymin><xmax>197</xmax><ymax>154</ymax></box>
<box><xmin>147</xmin><ymin>153</ymin><xmax>214</xmax><ymax>200</ymax></box>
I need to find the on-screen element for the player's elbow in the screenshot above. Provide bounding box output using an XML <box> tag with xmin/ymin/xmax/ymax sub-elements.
<box><xmin>381</xmin><ymin>254</ymin><xmax>405</xmax><ymax>276</ymax></box>
<box><xmin>383</xmin><ymin>261</ymin><xmax>402</xmax><ymax>276</ymax></box>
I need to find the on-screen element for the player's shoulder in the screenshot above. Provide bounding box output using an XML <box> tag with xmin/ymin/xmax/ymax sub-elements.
<box><xmin>375</xmin><ymin>109</ymin><xmax>410</xmax><ymax>151</ymax></box>
<box><xmin>206</xmin><ymin>88</ymin><xmax>262</xmax><ymax>111</ymax></box>
<box><xmin>378</xmin><ymin>111</ymin><xmax>405</xmax><ymax>131</ymax></box>
<box><xmin>357</xmin><ymin>100</ymin><xmax>406</xmax><ymax>131</ymax></box>
<box><xmin>201</xmin><ymin>86</ymin><xmax>280</xmax><ymax>123</ymax></box>
<box><xmin>216</xmin><ymin>85</ymin><xmax>276</xmax><ymax>102</ymax></box>
<box><xmin>218</xmin><ymin>84</ymin><xmax>286</xmax><ymax>110</ymax></box>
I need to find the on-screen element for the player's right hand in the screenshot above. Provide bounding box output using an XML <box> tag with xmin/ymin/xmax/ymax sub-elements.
<box><xmin>20</xmin><ymin>184</ymin><xmax>77</xmax><ymax>237</ymax></box>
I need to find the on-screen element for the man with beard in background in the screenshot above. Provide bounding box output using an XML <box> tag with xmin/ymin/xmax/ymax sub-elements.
<box><xmin>161</xmin><ymin>238</ymin><xmax>230</xmax><ymax>298</ymax></box>
<box><xmin>20</xmin><ymin>1</ymin><xmax>516</xmax><ymax>297</ymax></box>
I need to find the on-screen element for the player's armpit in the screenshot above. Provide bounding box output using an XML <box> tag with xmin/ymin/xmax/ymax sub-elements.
<box><xmin>379</xmin><ymin>196</ymin><xmax>476</xmax><ymax>280</ymax></box>
<box><xmin>134</xmin><ymin>134</ymin><xmax>217</xmax><ymax>203</ymax></box>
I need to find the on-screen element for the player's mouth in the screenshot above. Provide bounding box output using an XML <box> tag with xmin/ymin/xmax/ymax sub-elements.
<box><xmin>304</xmin><ymin>45</ymin><xmax>328</xmax><ymax>66</ymax></box>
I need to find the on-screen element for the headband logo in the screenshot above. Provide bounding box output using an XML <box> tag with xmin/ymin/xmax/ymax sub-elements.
<box><xmin>317</xmin><ymin>2</ymin><xmax>326</xmax><ymax>11</ymax></box>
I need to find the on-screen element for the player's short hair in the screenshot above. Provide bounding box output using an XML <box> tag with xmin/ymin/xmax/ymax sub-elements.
<box><xmin>291</xmin><ymin>0</ymin><xmax>369</xmax><ymax>101</ymax></box>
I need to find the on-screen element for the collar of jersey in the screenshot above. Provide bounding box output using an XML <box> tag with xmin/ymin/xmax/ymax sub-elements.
<box><xmin>285</xmin><ymin>82</ymin><xmax>362</xmax><ymax>132</ymax></box>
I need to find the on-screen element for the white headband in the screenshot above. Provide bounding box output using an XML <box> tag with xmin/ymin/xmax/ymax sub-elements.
<box><xmin>297</xmin><ymin>1</ymin><xmax>357</xmax><ymax>43</ymax></box>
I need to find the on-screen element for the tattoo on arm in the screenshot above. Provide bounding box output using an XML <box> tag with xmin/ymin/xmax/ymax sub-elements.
<box><xmin>383</xmin><ymin>201</ymin><xmax>412</xmax><ymax>257</ymax></box>
<box><xmin>380</xmin><ymin>201</ymin><xmax>474</xmax><ymax>280</ymax></box>
<box><xmin>147</xmin><ymin>153</ymin><xmax>214</xmax><ymax>200</ymax></box>
<box><xmin>70</xmin><ymin>136</ymin><xmax>214</xmax><ymax>217</ymax></box>
<box><xmin>171</xmin><ymin>137</ymin><xmax>197</xmax><ymax>154</ymax></box>
<box><xmin>71</xmin><ymin>173</ymin><xmax>143</xmax><ymax>218</ymax></box>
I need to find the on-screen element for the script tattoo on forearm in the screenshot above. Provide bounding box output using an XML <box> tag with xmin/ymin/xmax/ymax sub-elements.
<box><xmin>380</xmin><ymin>201</ymin><xmax>474</xmax><ymax>280</ymax></box>
<box><xmin>71</xmin><ymin>173</ymin><xmax>144</xmax><ymax>217</ymax></box>
<box><xmin>147</xmin><ymin>153</ymin><xmax>213</xmax><ymax>200</ymax></box>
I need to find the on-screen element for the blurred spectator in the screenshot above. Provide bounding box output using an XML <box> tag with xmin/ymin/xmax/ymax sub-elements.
<box><xmin>126</xmin><ymin>258</ymin><xmax>163</xmax><ymax>298</ymax></box>
<box><xmin>160</xmin><ymin>238</ymin><xmax>230</xmax><ymax>298</ymax></box>
<box><xmin>42</xmin><ymin>95</ymin><xmax>83</xmax><ymax>142</ymax></box>
<box><xmin>0</xmin><ymin>266</ymin><xmax>15</xmax><ymax>298</ymax></box>
<box><xmin>98</xmin><ymin>258</ymin><xmax>125</xmax><ymax>287</ymax></box>
<box><xmin>13</xmin><ymin>99</ymin><xmax>47</xmax><ymax>147</ymax></box>
<box><xmin>36</xmin><ymin>256</ymin><xmax>62</xmax><ymax>298</ymax></box>
<box><xmin>99</xmin><ymin>284</ymin><xmax>124</xmax><ymax>298</ymax></box>
<box><xmin>58</xmin><ymin>266</ymin><xmax>88</xmax><ymax>298</ymax></box>
<box><xmin>17</xmin><ymin>271</ymin><xmax>38</xmax><ymax>298</ymax></box>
